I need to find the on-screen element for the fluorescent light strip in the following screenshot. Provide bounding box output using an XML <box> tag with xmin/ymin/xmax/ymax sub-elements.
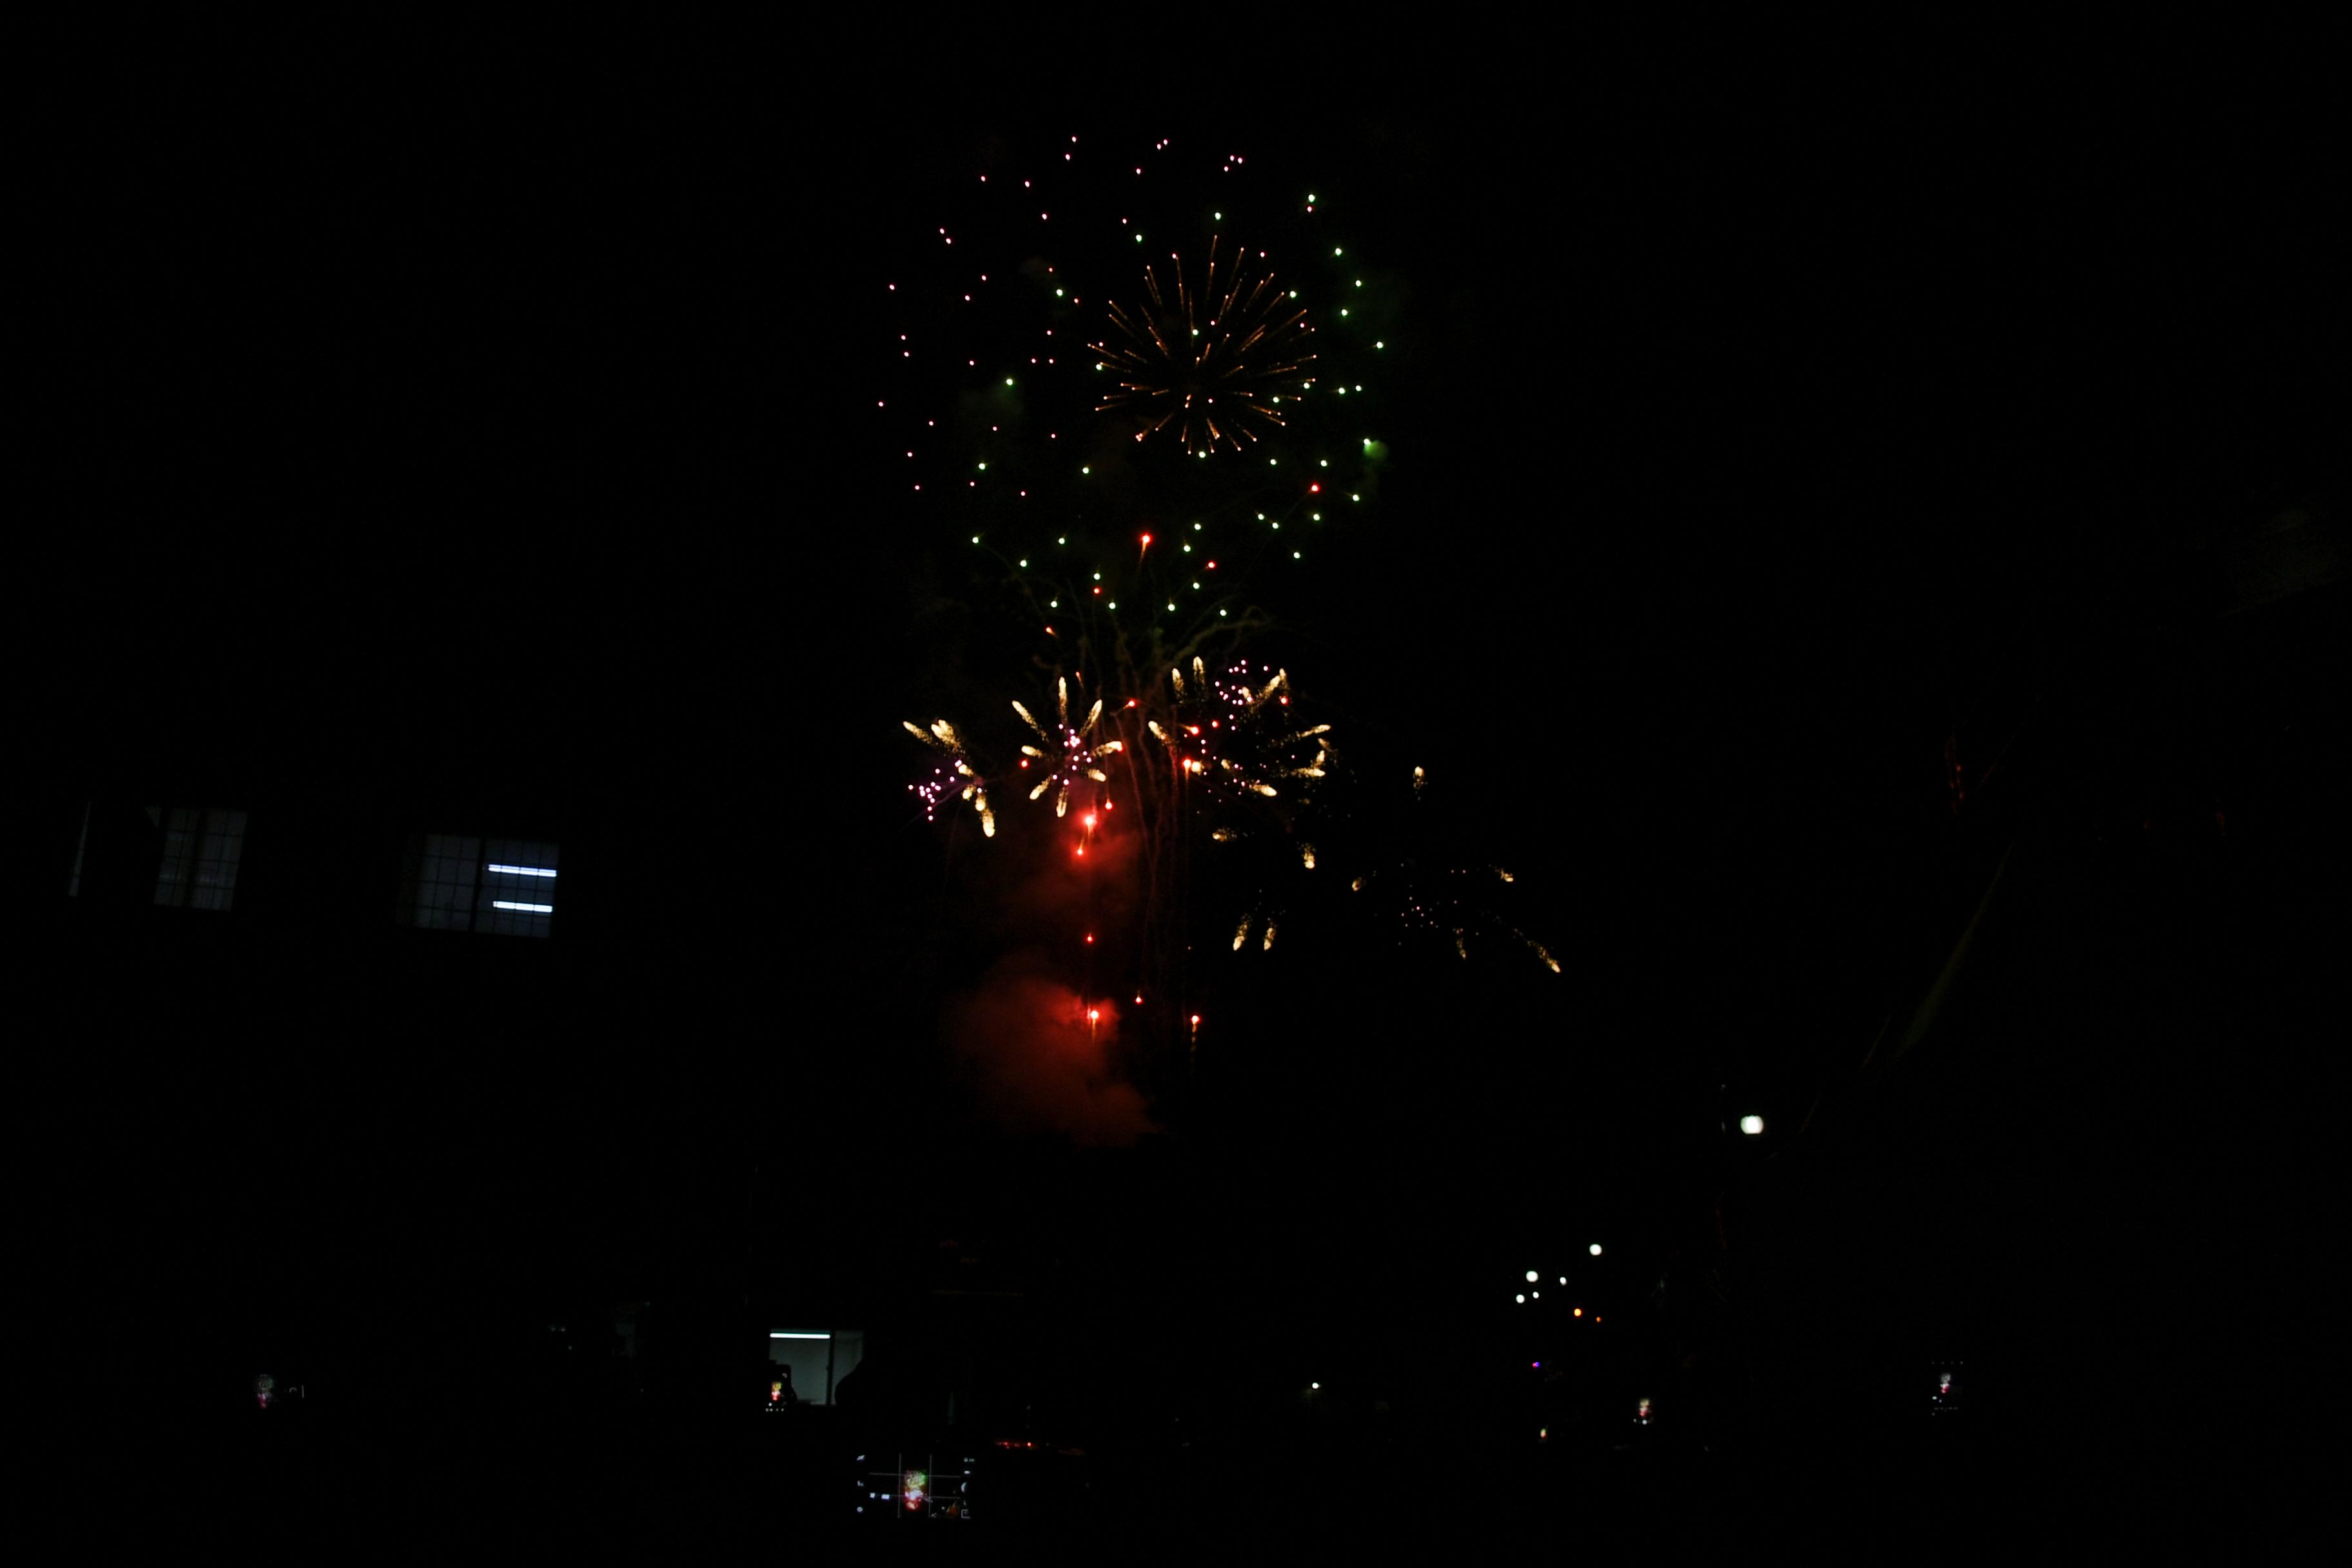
<box><xmin>487</xmin><ymin>864</ymin><xmax>558</xmax><ymax>877</ymax></box>
<box><xmin>491</xmin><ymin>901</ymin><xmax>554</xmax><ymax>914</ymax></box>
<box><xmin>769</xmin><ymin>1331</ymin><xmax>831</xmax><ymax>1340</ymax></box>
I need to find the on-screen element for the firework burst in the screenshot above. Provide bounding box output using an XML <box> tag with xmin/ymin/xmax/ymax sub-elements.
<box><xmin>903</xmin><ymin>718</ymin><xmax>994</xmax><ymax>837</ymax></box>
<box><xmin>1014</xmin><ymin>676</ymin><xmax>1124</xmax><ymax>818</ymax></box>
<box><xmin>1146</xmin><ymin>656</ymin><xmax>1331</xmax><ymax>806</ymax></box>
<box><xmin>1348</xmin><ymin>767</ymin><xmax>1562</xmax><ymax>974</ymax></box>
<box><xmin>1090</xmin><ymin>236</ymin><xmax>1315</xmax><ymax>456</ymax></box>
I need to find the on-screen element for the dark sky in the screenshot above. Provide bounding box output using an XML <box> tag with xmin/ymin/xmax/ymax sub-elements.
<box><xmin>41</xmin><ymin>44</ymin><xmax>2343</xmax><ymax>1371</ymax></box>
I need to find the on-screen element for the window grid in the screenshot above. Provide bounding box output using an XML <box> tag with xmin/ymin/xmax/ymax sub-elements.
<box><xmin>400</xmin><ymin>833</ymin><xmax>558</xmax><ymax>937</ymax></box>
<box><xmin>150</xmin><ymin>805</ymin><xmax>248</xmax><ymax>911</ymax></box>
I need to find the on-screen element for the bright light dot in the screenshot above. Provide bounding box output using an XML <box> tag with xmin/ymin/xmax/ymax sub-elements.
<box><xmin>1526</xmin><ymin>1271</ymin><xmax>1538</xmax><ymax>1282</ymax></box>
<box><xmin>1590</xmin><ymin>1244</ymin><xmax>1603</xmax><ymax>1256</ymax></box>
<box><xmin>1741</xmin><ymin>1115</ymin><xmax>1765</xmax><ymax>1135</ymax></box>
<box><xmin>1514</xmin><ymin>1294</ymin><xmax>1525</xmax><ymax>1304</ymax></box>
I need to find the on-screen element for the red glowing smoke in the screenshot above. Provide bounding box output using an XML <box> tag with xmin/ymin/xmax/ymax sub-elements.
<box><xmin>945</xmin><ymin>953</ymin><xmax>1154</xmax><ymax>1147</ymax></box>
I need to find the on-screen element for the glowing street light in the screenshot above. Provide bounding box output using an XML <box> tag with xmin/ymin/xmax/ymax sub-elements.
<box><xmin>1589</xmin><ymin>1243</ymin><xmax>1603</xmax><ymax>1256</ymax></box>
<box><xmin>1741</xmin><ymin>1115</ymin><xmax>1765</xmax><ymax>1135</ymax></box>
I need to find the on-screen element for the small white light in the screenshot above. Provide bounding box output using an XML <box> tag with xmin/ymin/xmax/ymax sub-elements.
<box><xmin>1309</xmin><ymin>1382</ymin><xmax>1320</xmax><ymax>1390</ymax></box>
<box><xmin>1515</xmin><ymin>1294</ymin><xmax>1525</xmax><ymax>1304</ymax></box>
<box><xmin>489</xmin><ymin>901</ymin><xmax>553</xmax><ymax>913</ymax></box>
<box><xmin>1590</xmin><ymin>1244</ymin><xmax>1603</xmax><ymax>1256</ymax></box>
<box><xmin>1741</xmin><ymin>1115</ymin><xmax>1765</xmax><ymax>1135</ymax></box>
<box><xmin>768</xmin><ymin>1331</ymin><xmax>831</xmax><ymax>1340</ymax></box>
<box><xmin>1525</xmin><ymin>1270</ymin><xmax>1538</xmax><ymax>1282</ymax></box>
<box><xmin>485</xmin><ymin>864</ymin><xmax>556</xmax><ymax>877</ymax></box>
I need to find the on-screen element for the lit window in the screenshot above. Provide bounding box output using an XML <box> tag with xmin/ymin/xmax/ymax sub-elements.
<box><xmin>398</xmin><ymin>833</ymin><xmax>559</xmax><ymax>937</ymax></box>
<box><xmin>152</xmin><ymin>806</ymin><xmax>249</xmax><ymax>910</ymax></box>
<box><xmin>68</xmin><ymin>802</ymin><xmax>248</xmax><ymax>910</ymax></box>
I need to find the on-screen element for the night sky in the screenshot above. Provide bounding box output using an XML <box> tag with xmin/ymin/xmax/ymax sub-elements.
<box><xmin>43</xmin><ymin>39</ymin><xmax>2344</xmax><ymax>1538</ymax></box>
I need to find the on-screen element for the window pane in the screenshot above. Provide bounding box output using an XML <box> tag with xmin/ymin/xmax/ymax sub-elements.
<box><xmin>401</xmin><ymin>832</ymin><xmax>481</xmax><ymax>930</ymax></box>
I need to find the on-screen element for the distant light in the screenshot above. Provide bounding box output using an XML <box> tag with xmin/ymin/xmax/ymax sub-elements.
<box><xmin>1741</xmin><ymin>1115</ymin><xmax>1765</xmax><ymax>1135</ymax></box>
<box><xmin>1515</xmin><ymin>1294</ymin><xmax>1525</xmax><ymax>1304</ymax></box>
<box><xmin>1309</xmin><ymin>1382</ymin><xmax>1320</xmax><ymax>1391</ymax></box>
<box><xmin>1590</xmin><ymin>1244</ymin><xmax>1603</xmax><ymax>1256</ymax></box>
<box><xmin>769</xmin><ymin>1332</ymin><xmax>830</xmax><ymax>1340</ymax></box>
<box><xmin>486</xmin><ymin>864</ymin><xmax>556</xmax><ymax>877</ymax></box>
<box><xmin>490</xmin><ymin>901</ymin><xmax>553</xmax><ymax>913</ymax></box>
<box><xmin>1525</xmin><ymin>1270</ymin><xmax>1538</xmax><ymax>1282</ymax></box>
<box><xmin>1573</xmin><ymin>1308</ymin><xmax>1582</xmax><ymax>1317</ymax></box>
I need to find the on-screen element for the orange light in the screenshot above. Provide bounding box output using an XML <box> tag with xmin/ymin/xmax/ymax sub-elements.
<box><xmin>1088</xmin><ymin>1009</ymin><xmax>1099</xmax><ymax>1022</ymax></box>
<box><xmin>1141</xmin><ymin>532</ymin><xmax>1153</xmax><ymax>546</ymax></box>
<box><xmin>1573</xmin><ymin>1308</ymin><xmax>1582</xmax><ymax>1317</ymax></box>
<box><xmin>1309</xmin><ymin>482</ymin><xmax>1320</xmax><ymax>493</ymax></box>
<box><xmin>1083</xmin><ymin>813</ymin><xmax>1097</xmax><ymax>828</ymax></box>
<box><xmin>1134</xmin><ymin>994</ymin><xmax>1144</xmax><ymax>1004</ymax></box>
<box><xmin>1190</xmin><ymin>1014</ymin><xmax>1200</xmax><ymax>1026</ymax></box>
